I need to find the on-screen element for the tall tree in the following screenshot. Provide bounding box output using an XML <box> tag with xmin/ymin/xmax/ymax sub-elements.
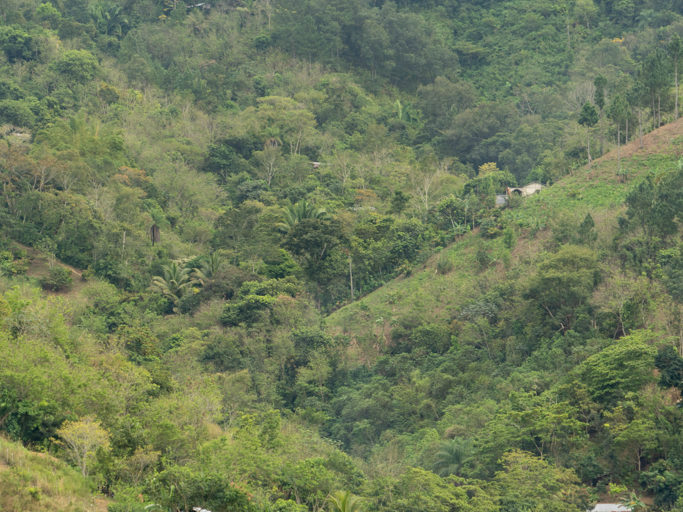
<box><xmin>594</xmin><ymin>75</ymin><xmax>607</xmax><ymax>110</ymax></box>
<box><xmin>578</xmin><ymin>102</ymin><xmax>599</xmax><ymax>167</ymax></box>
<box><xmin>627</xmin><ymin>79</ymin><xmax>648</xmax><ymax>148</ymax></box>
<box><xmin>641</xmin><ymin>49</ymin><xmax>669</xmax><ymax>128</ymax></box>
<box><xmin>607</xmin><ymin>93</ymin><xmax>630</xmax><ymax>173</ymax></box>
<box><xmin>668</xmin><ymin>35</ymin><xmax>682</xmax><ymax>119</ymax></box>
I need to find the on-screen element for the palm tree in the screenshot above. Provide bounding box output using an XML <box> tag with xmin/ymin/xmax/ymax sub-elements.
<box><xmin>433</xmin><ymin>438</ymin><xmax>473</xmax><ymax>477</ymax></box>
<box><xmin>277</xmin><ymin>200</ymin><xmax>329</xmax><ymax>234</ymax></box>
<box><xmin>192</xmin><ymin>252</ymin><xmax>222</xmax><ymax>285</ymax></box>
<box><xmin>327</xmin><ymin>491</ymin><xmax>364</xmax><ymax>512</ymax></box>
<box><xmin>89</xmin><ymin>1</ymin><xmax>129</xmax><ymax>36</ymax></box>
<box><xmin>150</xmin><ymin>261</ymin><xmax>197</xmax><ymax>308</ymax></box>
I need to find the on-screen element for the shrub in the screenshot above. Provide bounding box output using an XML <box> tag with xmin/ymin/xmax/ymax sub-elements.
<box><xmin>479</xmin><ymin>217</ymin><xmax>501</xmax><ymax>238</ymax></box>
<box><xmin>54</xmin><ymin>50</ymin><xmax>99</xmax><ymax>83</ymax></box>
<box><xmin>436</xmin><ymin>254</ymin><xmax>454</xmax><ymax>275</ymax></box>
<box><xmin>0</xmin><ymin>26</ymin><xmax>41</xmax><ymax>62</ymax></box>
<box><xmin>40</xmin><ymin>266</ymin><xmax>72</xmax><ymax>291</ymax></box>
<box><xmin>0</xmin><ymin>99</ymin><xmax>36</xmax><ymax>128</ymax></box>
<box><xmin>503</xmin><ymin>227</ymin><xmax>515</xmax><ymax>249</ymax></box>
<box><xmin>0</xmin><ymin>250</ymin><xmax>28</xmax><ymax>276</ymax></box>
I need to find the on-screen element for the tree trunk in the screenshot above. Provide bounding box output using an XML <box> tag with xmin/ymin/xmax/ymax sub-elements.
<box><xmin>625</xmin><ymin>117</ymin><xmax>629</xmax><ymax>143</ymax></box>
<box><xmin>616</xmin><ymin>124</ymin><xmax>621</xmax><ymax>174</ymax></box>
<box><xmin>676</xmin><ymin>60</ymin><xmax>679</xmax><ymax>119</ymax></box>
<box><xmin>586</xmin><ymin>128</ymin><xmax>592</xmax><ymax>167</ymax></box>
<box><xmin>348</xmin><ymin>256</ymin><xmax>354</xmax><ymax>301</ymax></box>
<box><xmin>122</xmin><ymin>230</ymin><xmax>126</xmax><ymax>263</ymax></box>
<box><xmin>658</xmin><ymin>94</ymin><xmax>661</xmax><ymax>127</ymax></box>
<box><xmin>639</xmin><ymin>109</ymin><xmax>643</xmax><ymax>148</ymax></box>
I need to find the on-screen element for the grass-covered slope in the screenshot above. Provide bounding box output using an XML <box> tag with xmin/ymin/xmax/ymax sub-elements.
<box><xmin>327</xmin><ymin>118</ymin><xmax>683</xmax><ymax>360</ymax></box>
<box><xmin>0</xmin><ymin>436</ymin><xmax>107</xmax><ymax>512</ymax></box>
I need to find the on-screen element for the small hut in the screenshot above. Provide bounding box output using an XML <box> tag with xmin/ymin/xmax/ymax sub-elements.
<box><xmin>506</xmin><ymin>182</ymin><xmax>544</xmax><ymax>197</ymax></box>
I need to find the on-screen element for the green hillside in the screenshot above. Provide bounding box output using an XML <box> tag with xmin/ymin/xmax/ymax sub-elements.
<box><xmin>327</xmin><ymin>119</ymin><xmax>683</xmax><ymax>346</ymax></box>
<box><xmin>0</xmin><ymin>1</ymin><xmax>681</xmax><ymax>511</ymax></box>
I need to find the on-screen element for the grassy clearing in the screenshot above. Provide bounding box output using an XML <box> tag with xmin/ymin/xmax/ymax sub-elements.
<box><xmin>0</xmin><ymin>437</ymin><xmax>108</xmax><ymax>512</ymax></box>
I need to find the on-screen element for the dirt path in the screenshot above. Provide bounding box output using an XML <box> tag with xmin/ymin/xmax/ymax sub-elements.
<box><xmin>10</xmin><ymin>241</ymin><xmax>87</xmax><ymax>294</ymax></box>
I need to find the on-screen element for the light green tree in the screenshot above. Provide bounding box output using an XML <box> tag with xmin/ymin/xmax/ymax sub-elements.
<box><xmin>56</xmin><ymin>417</ymin><xmax>111</xmax><ymax>476</ymax></box>
<box><xmin>192</xmin><ymin>252</ymin><xmax>222</xmax><ymax>286</ymax></box>
<box><xmin>494</xmin><ymin>450</ymin><xmax>590</xmax><ymax>512</ymax></box>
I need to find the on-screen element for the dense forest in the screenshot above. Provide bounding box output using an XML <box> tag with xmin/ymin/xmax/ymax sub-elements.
<box><xmin>0</xmin><ymin>0</ymin><xmax>681</xmax><ymax>511</ymax></box>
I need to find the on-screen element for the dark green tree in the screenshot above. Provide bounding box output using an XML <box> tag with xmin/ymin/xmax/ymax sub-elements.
<box><xmin>525</xmin><ymin>245</ymin><xmax>600</xmax><ymax>333</ymax></box>
<box><xmin>0</xmin><ymin>26</ymin><xmax>40</xmax><ymax>62</ymax></box>
<box><xmin>577</xmin><ymin>213</ymin><xmax>597</xmax><ymax>246</ymax></box>
<box><xmin>654</xmin><ymin>345</ymin><xmax>683</xmax><ymax>391</ymax></box>
<box><xmin>640</xmin><ymin>49</ymin><xmax>669</xmax><ymax>129</ymax></box>
<box><xmin>432</xmin><ymin>438</ymin><xmax>473</xmax><ymax>477</ymax></box>
<box><xmin>594</xmin><ymin>75</ymin><xmax>607</xmax><ymax>110</ymax></box>
<box><xmin>578</xmin><ymin>102</ymin><xmax>599</xmax><ymax>167</ymax></box>
<box><xmin>607</xmin><ymin>93</ymin><xmax>630</xmax><ymax>173</ymax></box>
<box><xmin>668</xmin><ymin>35</ymin><xmax>682</xmax><ymax>119</ymax></box>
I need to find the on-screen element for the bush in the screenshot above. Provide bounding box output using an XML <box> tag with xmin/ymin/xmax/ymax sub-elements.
<box><xmin>0</xmin><ymin>99</ymin><xmax>36</xmax><ymax>128</ymax></box>
<box><xmin>54</xmin><ymin>50</ymin><xmax>99</xmax><ymax>83</ymax></box>
<box><xmin>0</xmin><ymin>26</ymin><xmax>41</xmax><ymax>62</ymax></box>
<box><xmin>145</xmin><ymin>466</ymin><xmax>256</xmax><ymax>512</ymax></box>
<box><xmin>479</xmin><ymin>217</ymin><xmax>501</xmax><ymax>238</ymax></box>
<box><xmin>436</xmin><ymin>254</ymin><xmax>454</xmax><ymax>275</ymax></box>
<box><xmin>410</xmin><ymin>323</ymin><xmax>452</xmax><ymax>354</ymax></box>
<box><xmin>0</xmin><ymin>250</ymin><xmax>28</xmax><ymax>276</ymax></box>
<box><xmin>40</xmin><ymin>266</ymin><xmax>72</xmax><ymax>291</ymax></box>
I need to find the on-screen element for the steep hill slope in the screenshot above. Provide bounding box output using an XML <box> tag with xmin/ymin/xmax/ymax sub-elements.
<box><xmin>327</xmin><ymin>117</ymin><xmax>682</xmax><ymax>362</ymax></box>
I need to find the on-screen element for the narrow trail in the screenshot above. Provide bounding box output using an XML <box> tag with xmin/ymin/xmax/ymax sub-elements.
<box><xmin>9</xmin><ymin>241</ymin><xmax>87</xmax><ymax>295</ymax></box>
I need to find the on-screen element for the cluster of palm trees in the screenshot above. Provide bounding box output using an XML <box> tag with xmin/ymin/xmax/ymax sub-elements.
<box><xmin>150</xmin><ymin>199</ymin><xmax>326</xmax><ymax>311</ymax></box>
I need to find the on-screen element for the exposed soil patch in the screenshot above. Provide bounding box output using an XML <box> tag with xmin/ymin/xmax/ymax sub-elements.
<box><xmin>10</xmin><ymin>242</ymin><xmax>87</xmax><ymax>295</ymax></box>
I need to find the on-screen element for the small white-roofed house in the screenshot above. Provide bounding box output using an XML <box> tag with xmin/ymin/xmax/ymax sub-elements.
<box><xmin>506</xmin><ymin>182</ymin><xmax>544</xmax><ymax>197</ymax></box>
<box><xmin>590</xmin><ymin>504</ymin><xmax>630</xmax><ymax>512</ymax></box>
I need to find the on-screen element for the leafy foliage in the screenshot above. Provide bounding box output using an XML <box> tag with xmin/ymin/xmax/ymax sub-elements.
<box><xmin>0</xmin><ymin>1</ymin><xmax>681</xmax><ymax>510</ymax></box>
